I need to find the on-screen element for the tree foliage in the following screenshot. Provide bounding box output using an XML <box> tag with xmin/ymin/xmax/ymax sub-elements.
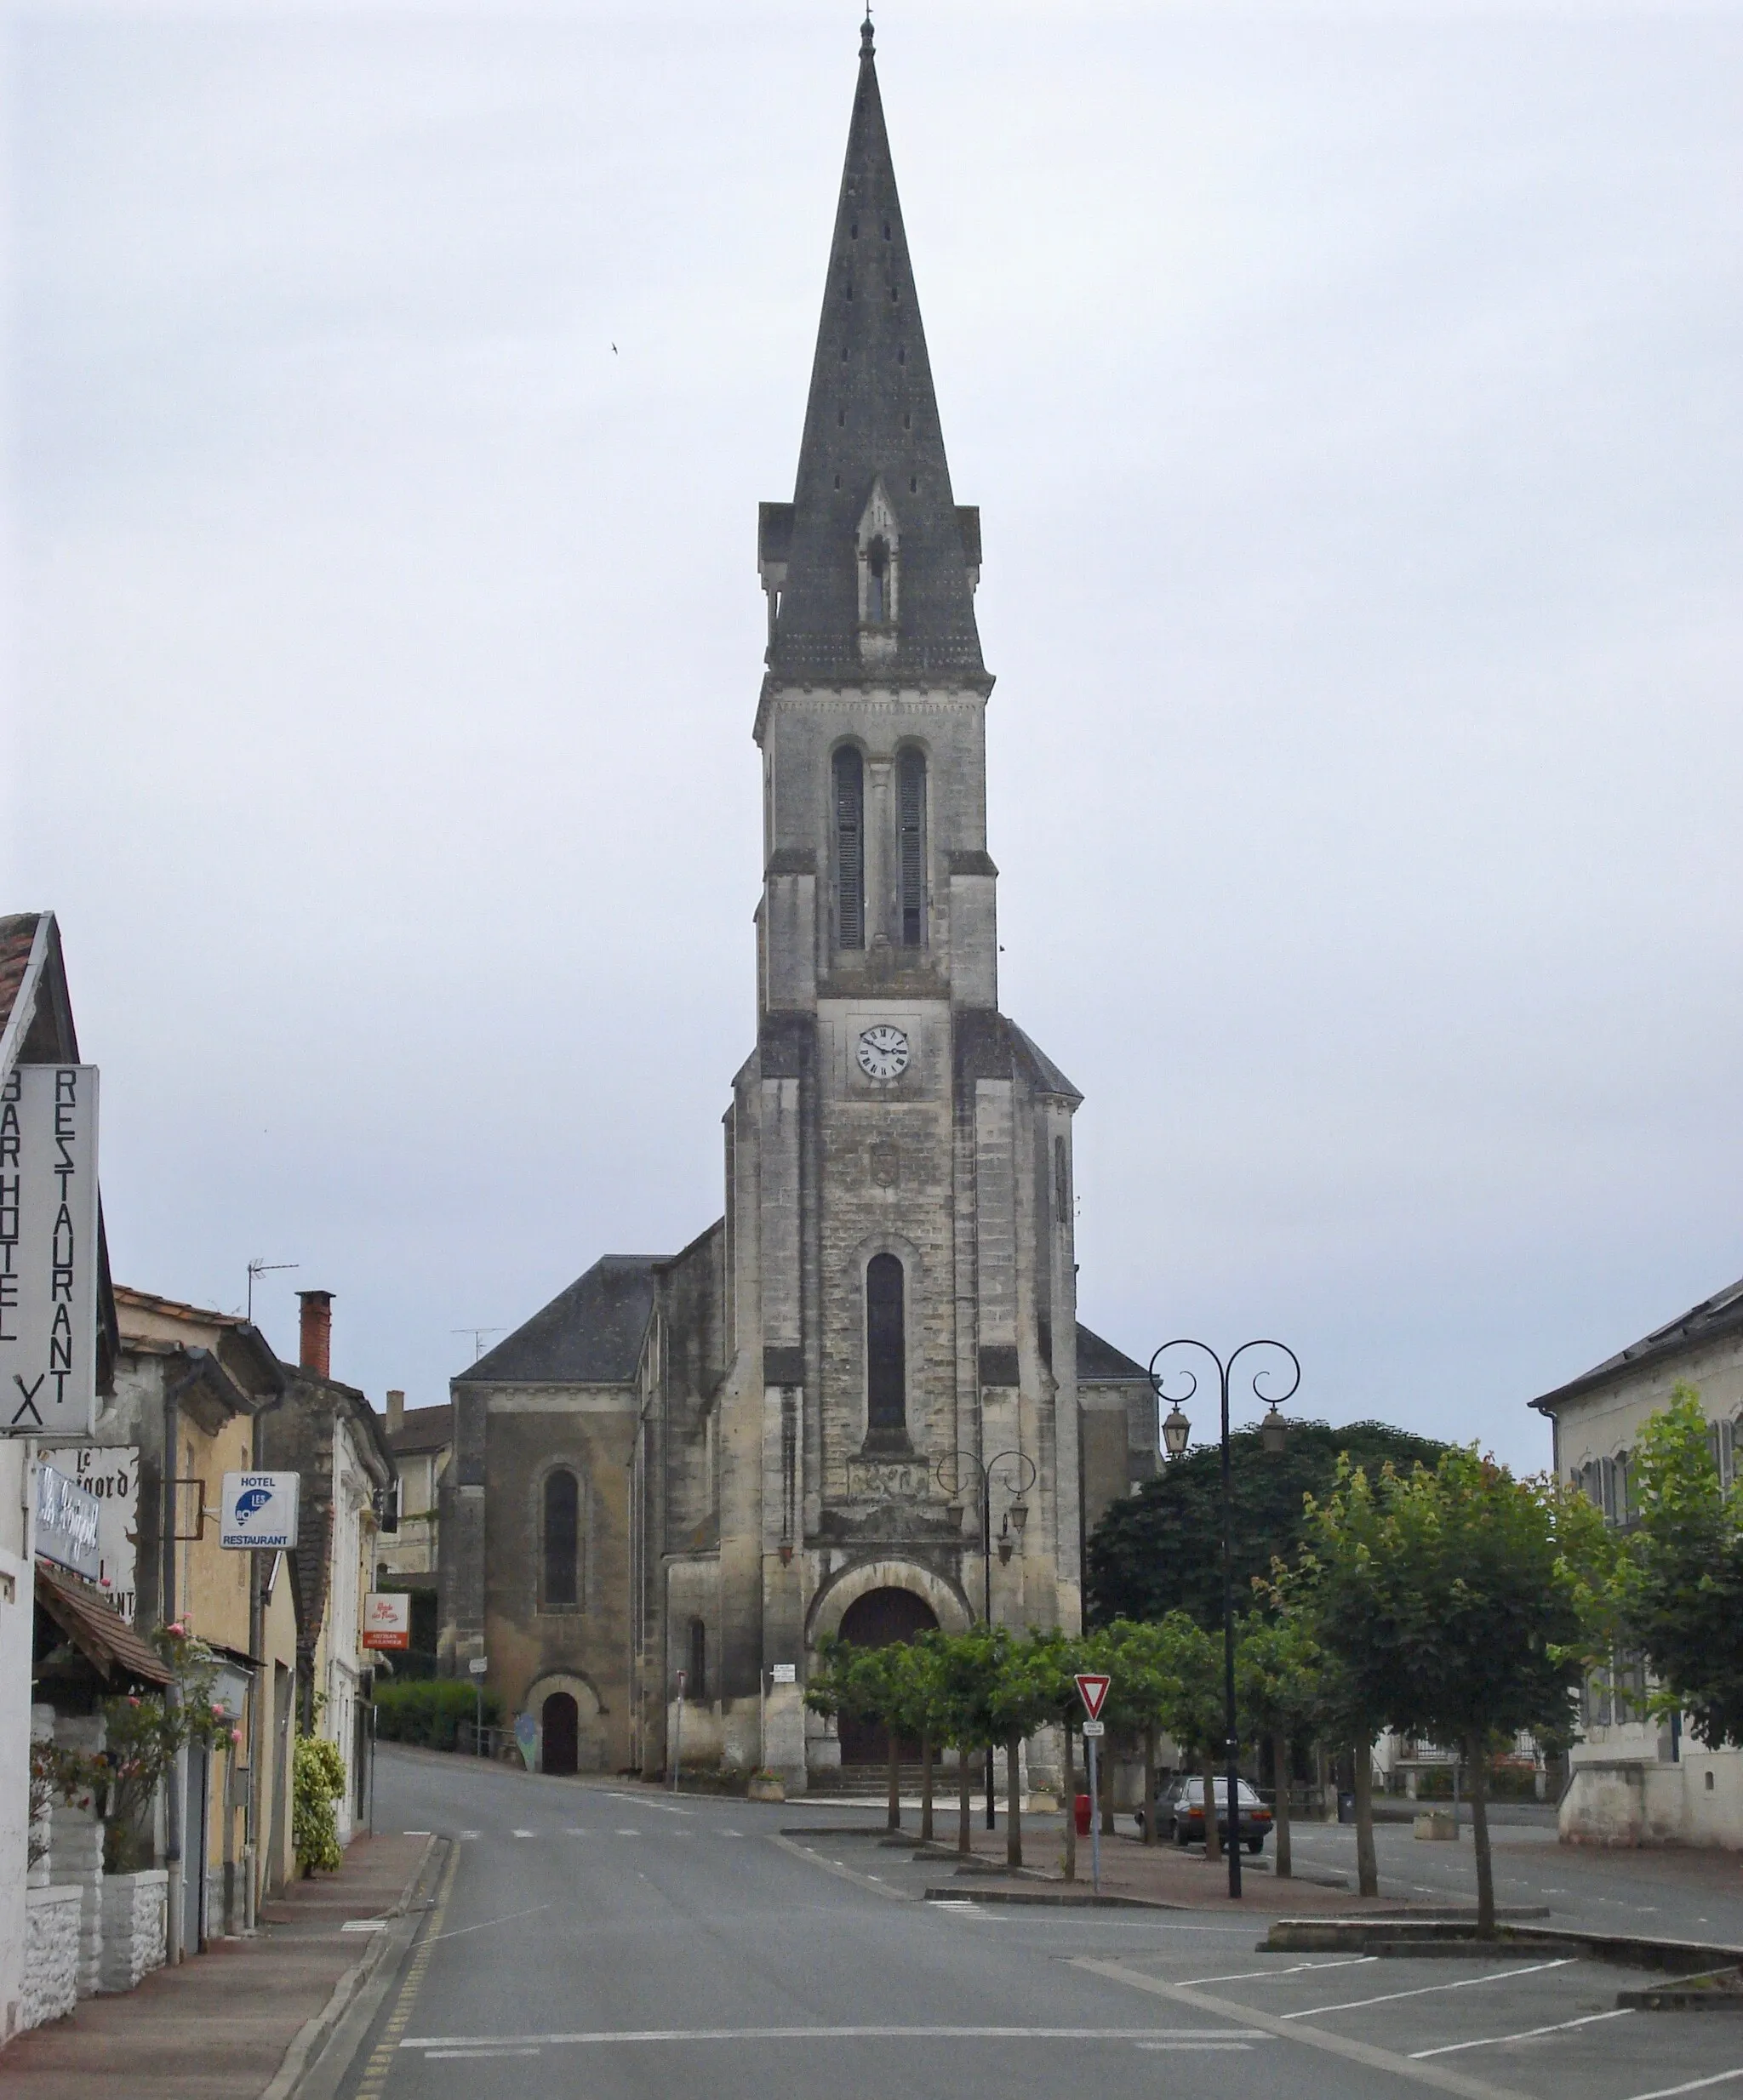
<box><xmin>1616</xmin><ymin>1382</ymin><xmax>1743</xmax><ymax>1749</ymax></box>
<box><xmin>1087</xmin><ymin>1419</ymin><xmax>1449</xmax><ymax>1629</ymax></box>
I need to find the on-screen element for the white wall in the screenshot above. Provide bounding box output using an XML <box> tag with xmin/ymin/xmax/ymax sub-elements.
<box><xmin>0</xmin><ymin>1441</ymin><xmax>37</xmax><ymax>2041</ymax></box>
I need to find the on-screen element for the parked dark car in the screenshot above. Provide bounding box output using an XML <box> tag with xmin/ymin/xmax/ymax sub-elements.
<box><xmin>1134</xmin><ymin>1775</ymin><xmax>1272</xmax><ymax>1852</ymax></box>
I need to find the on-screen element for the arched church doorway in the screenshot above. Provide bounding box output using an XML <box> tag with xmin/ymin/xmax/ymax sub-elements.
<box><xmin>542</xmin><ymin>1692</ymin><xmax>579</xmax><ymax>1776</ymax></box>
<box><xmin>835</xmin><ymin>1586</ymin><xmax>939</xmax><ymax>1765</ymax></box>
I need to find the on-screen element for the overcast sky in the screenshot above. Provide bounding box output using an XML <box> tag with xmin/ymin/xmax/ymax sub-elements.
<box><xmin>4</xmin><ymin>2</ymin><xmax>1740</xmax><ymax>1468</ymax></box>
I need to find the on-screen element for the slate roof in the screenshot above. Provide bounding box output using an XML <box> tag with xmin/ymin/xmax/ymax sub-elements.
<box><xmin>388</xmin><ymin>1401</ymin><xmax>454</xmax><ymax>1456</ymax></box>
<box><xmin>1077</xmin><ymin>1324</ymin><xmax>1152</xmax><ymax>1384</ymax></box>
<box><xmin>1530</xmin><ymin>1275</ymin><xmax>1743</xmax><ymax>1413</ymax></box>
<box><xmin>764</xmin><ymin>21</ymin><xmax>986</xmax><ymax>689</ymax></box>
<box><xmin>456</xmin><ymin>1256</ymin><xmax>661</xmax><ymax>1386</ymax></box>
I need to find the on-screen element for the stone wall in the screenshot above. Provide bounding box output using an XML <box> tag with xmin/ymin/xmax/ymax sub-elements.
<box><xmin>21</xmin><ymin>1886</ymin><xmax>79</xmax><ymax>2031</ymax></box>
<box><xmin>100</xmin><ymin>1871</ymin><xmax>168</xmax><ymax>1994</ymax></box>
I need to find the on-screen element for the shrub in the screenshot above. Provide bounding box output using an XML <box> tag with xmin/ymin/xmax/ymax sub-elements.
<box><xmin>374</xmin><ymin>1679</ymin><xmax>504</xmax><ymax>1751</ymax></box>
<box><xmin>294</xmin><ymin>1736</ymin><xmax>347</xmax><ymax>1875</ymax></box>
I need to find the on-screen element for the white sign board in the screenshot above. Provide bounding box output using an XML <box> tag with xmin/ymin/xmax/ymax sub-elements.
<box><xmin>362</xmin><ymin>1592</ymin><xmax>410</xmax><ymax>1650</ymax></box>
<box><xmin>1080</xmin><ymin>1719</ymin><xmax>1106</xmax><ymax>1739</ymax></box>
<box><xmin>34</xmin><ymin>1461</ymin><xmax>100</xmax><ymax>1581</ymax></box>
<box><xmin>467</xmin><ymin>1657</ymin><xmax>489</xmax><ymax>1677</ymax></box>
<box><xmin>42</xmin><ymin>1445</ymin><xmax>138</xmax><ymax>1617</ymax></box>
<box><xmin>0</xmin><ymin>1065</ymin><xmax>100</xmax><ymax>1436</ymax></box>
<box><xmin>770</xmin><ymin>1663</ymin><xmax>797</xmax><ymax>1685</ymax></box>
<box><xmin>220</xmin><ymin>1470</ymin><xmax>300</xmax><ymax>1550</ymax></box>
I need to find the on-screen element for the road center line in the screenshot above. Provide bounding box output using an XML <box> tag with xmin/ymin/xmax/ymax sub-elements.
<box><xmin>1413</xmin><ymin>2008</ymin><xmax>1633</xmax><ymax>2058</ymax></box>
<box><xmin>1283</xmin><ymin>1959</ymin><xmax>1574</xmax><ymax>2017</ymax></box>
<box><xmin>400</xmin><ymin>2026</ymin><xmax>1267</xmax><ymax>2049</ymax></box>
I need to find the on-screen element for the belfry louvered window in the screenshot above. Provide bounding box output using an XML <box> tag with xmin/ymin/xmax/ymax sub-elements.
<box><xmin>834</xmin><ymin>745</ymin><xmax>865</xmax><ymax>950</ymax></box>
<box><xmin>896</xmin><ymin>748</ymin><xmax>926</xmax><ymax>946</ymax></box>
<box><xmin>866</xmin><ymin>1253</ymin><xmax>906</xmax><ymax>1438</ymax></box>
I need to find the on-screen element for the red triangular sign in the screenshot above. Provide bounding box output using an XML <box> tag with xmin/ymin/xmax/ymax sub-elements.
<box><xmin>1075</xmin><ymin>1673</ymin><xmax>1111</xmax><ymax>1722</ymax></box>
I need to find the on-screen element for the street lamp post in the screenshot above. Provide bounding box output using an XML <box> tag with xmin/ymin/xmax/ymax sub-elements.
<box><xmin>1149</xmin><ymin>1338</ymin><xmax>1299</xmax><ymax>1900</ymax></box>
<box><xmin>936</xmin><ymin>1447</ymin><xmax>1037</xmax><ymax>1829</ymax></box>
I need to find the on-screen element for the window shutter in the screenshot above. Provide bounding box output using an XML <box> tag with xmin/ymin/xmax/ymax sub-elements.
<box><xmin>896</xmin><ymin>748</ymin><xmax>925</xmax><ymax>948</ymax></box>
<box><xmin>834</xmin><ymin>747</ymin><xmax>865</xmax><ymax>949</ymax></box>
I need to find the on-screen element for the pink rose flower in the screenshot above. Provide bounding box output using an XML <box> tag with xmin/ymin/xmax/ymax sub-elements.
<box><xmin>210</xmin><ymin>1703</ymin><xmax>223</xmax><ymax>1717</ymax></box>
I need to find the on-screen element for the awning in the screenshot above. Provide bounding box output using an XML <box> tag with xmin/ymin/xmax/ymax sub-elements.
<box><xmin>36</xmin><ymin>1564</ymin><xmax>173</xmax><ymax>1689</ymax></box>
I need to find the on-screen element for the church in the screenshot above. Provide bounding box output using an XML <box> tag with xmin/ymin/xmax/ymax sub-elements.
<box><xmin>437</xmin><ymin>22</ymin><xmax>1157</xmax><ymax>1789</ymax></box>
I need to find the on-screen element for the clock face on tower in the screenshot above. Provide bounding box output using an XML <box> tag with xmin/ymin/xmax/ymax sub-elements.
<box><xmin>856</xmin><ymin>1025</ymin><xmax>911</xmax><ymax>1081</ymax></box>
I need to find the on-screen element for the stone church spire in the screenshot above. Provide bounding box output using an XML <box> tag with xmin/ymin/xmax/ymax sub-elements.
<box><xmin>763</xmin><ymin>20</ymin><xmax>986</xmax><ymax>688</ymax></box>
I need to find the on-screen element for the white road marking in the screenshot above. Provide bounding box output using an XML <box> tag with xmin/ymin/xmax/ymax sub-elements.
<box><xmin>340</xmin><ymin>1920</ymin><xmax>386</xmax><ymax>1934</ymax></box>
<box><xmin>402</xmin><ymin>2027</ymin><xmax>1268</xmax><ymax>2049</ymax></box>
<box><xmin>1413</xmin><ymin>2008</ymin><xmax>1633</xmax><ymax>2057</ymax></box>
<box><xmin>1177</xmin><ymin>1958</ymin><xmax>1376</xmax><ymax>1988</ymax></box>
<box><xmin>615</xmin><ymin>1829</ymin><xmax>642</xmax><ymax>1837</ymax></box>
<box><xmin>423</xmin><ymin>1903</ymin><xmax>552</xmax><ymax>1946</ymax></box>
<box><xmin>402</xmin><ymin>1829</ymin><xmax>431</xmax><ymax>1836</ymax></box>
<box><xmin>1135</xmin><ymin>2040</ymin><xmax>1260</xmax><ymax>2051</ymax></box>
<box><xmin>512</xmin><ymin>1829</ymin><xmax>536</xmax><ymax>1838</ymax></box>
<box><xmin>719</xmin><ymin>1829</ymin><xmax>743</xmax><ymax>1837</ymax></box>
<box><xmin>1621</xmin><ymin>2073</ymin><xmax>1743</xmax><ymax>2100</ymax></box>
<box><xmin>425</xmin><ymin>2048</ymin><xmax>542</xmax><ymax>2059</ymax></box>
<box><xmin>1283</xmin><ymin>1958</ymin><xmax>1574</xmax><ymax>2017</ymax></box>
<box><xmin>457</xmin><ymin>1830</ymin><xmax>480</xmax><ymax>1840</ymax></box>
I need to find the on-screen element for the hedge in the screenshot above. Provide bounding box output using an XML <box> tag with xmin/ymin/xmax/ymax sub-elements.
<box><xmin>374</xmin><ymin>1679</ymin><xmax>505</xmax><ymax>1750</ymax></box>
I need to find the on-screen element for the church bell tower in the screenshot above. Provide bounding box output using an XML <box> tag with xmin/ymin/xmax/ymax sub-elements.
<box><xmin>723</xmin><ymin>18</ymin><xmax>1088</xmax><ymax>1785</ymax></box>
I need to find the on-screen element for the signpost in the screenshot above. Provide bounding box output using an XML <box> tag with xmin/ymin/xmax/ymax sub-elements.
<box><xmin>362</xmin><ymin>1593</ymin><xmax>410</xmax><ymax>1651</ymax></box>
<box><xmin>220</xmin><ymin>1471</ymin><xmax>300</xmax><ymax>1551</ymax></box>
<box><xmin>0</xmin><ymin>1065</ymin><xmax>101</xmax><ymax>1438</ymax></box>
<box><xmin>672</xmin><ymin>1668</ymin><xmax>687</xmax><ymax>1794</ymax></box>
<box><xmin>468</xmin><ymin>1656</ymin><xmax>489</xmax><ymax>1757</ymax></box>
<box><xmin>1075</xmin><ymin>1674</ymin><xmax>1112</xmax><ymax>1896</ymax></box>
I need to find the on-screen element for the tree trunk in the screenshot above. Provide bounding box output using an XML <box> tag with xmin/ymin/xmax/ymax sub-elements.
<box><xmin>1062</xmin><ymin>1722</ymin><xmax>1077</xmax><ymax>1882</ymax></box>
<box><xmin>1273</xmin><ymin>1730</ymin><xmax>1292</xmax><ymax>1880</ymax></box>
<box><xmin>887</xmin><ymin>1725</ymin><xmax>900</xmax><ymax>1833</ymax></box>
<box><xmin>1006</xmin><ymin>1734</ymin><xmax>1023</xmax><ymax>1869</ymax></box>
<box><xmin>957</xmin><ymin>1742</ymin><xmax>973</xmax><ymax>1856</ymax></box>
<box><xmin>1202</xmin><ymin>1747</ymin><xmax>1221</xmax><ymax>1861</ymax></box>
<box><xmin>1143</xmin><ymin>1725</ymin><xmax>1157</xmax><ymax>1847</ymax></box>
<box><xmin>1352</xmin><ymin>1740</ymin><xmax>1379</xmax><ymax>1897</ymax></box>
<box><xmin>919</xmin><ymin>1734</ymin><xmax>934</xmax><ymax>1846</ymax></box>
<box><xmin>1468</xmin><ymin>1737</ymin><xmax>1495</xmax><ymax>1936</ymax></box>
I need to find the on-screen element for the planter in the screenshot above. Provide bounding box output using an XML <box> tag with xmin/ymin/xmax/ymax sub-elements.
<box><xmin>747</xmin><ymin>1774</ymin><xmax>786</xmax><ymax>1803</ymax></box>
<box><xmin>100</xmin><ymin>1869</ymin><xmax>169</xmax><ymax>1993</ymax></box>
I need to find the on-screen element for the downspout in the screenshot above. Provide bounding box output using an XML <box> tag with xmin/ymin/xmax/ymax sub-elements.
<box><xmin>162</xmin><ymin>1367</ymin><xmax>183</xmax><ymax>1965</ymax></box>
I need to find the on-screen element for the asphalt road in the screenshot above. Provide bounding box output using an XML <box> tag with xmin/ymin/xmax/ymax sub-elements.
<box><xmin>331</xmin><ymin>1748</ymin><xmax>1743</xmax><ymax>2100</ymax></box>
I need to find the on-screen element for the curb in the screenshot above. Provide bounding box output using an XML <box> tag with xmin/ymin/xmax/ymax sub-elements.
<box><xmin>924</xmin><ymin>1886</ymin><xmax>1180</xmax><ymax>1910</ymax></box>
<box><xmin>1619</xmin><ymin>1968</ymin><xmax>1743</xmax><ymax>2011</ymax></box>
<box><xmin>1264</xmin><ymin>1916</ymin><xmax>1743</xmax><ymax>1974</ymax></box>
<box><xmin>258</xmin><ymin>1834</ymin><xmax>440</xmax><ymax>2100</ymax></box>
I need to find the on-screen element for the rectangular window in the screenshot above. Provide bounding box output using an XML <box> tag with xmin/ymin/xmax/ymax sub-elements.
<box><xmin>834</xmin><ymin>747</ymin><xmax>865</xmax><ymax>950</ymax></box>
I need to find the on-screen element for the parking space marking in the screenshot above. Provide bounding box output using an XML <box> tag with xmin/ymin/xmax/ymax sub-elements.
<box><xmin>1075</xmin><ymin>1956</ymin><xmax>1537</xmax><ymax>2100</ymax></box>
<box><xmin>1282</xmin><ymin>1957</ymin><xmax>1574</xmax><ymax>2018</ymax></box>
<box><xmin>1622</xmin><ymin>2073</ymin><xmax>1743</xmax><ymax>2100</ymax></box>
<box><xmin>1178</xmin><ymin>1957</ymin><xmax>1375</xmax><ymax>1988</ymax></box>
<box><xmin>1413</xmin><ymin>2008</ymin><xmax>1632</xmax><ymax>2058</ymax></box>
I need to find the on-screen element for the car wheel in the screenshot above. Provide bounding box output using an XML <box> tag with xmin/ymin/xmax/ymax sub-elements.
<box><xmin>1173</xmin><ymin>1822</ymin><xmax>1190</xmax><ymax>1846</ymax></box>
<box><xmin>1246</xmin><ymin>1835</ymin><xmax>1264</xmax><ymax>1854</ymax></box>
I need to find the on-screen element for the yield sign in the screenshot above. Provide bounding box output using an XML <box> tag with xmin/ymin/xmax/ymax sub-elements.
<box><xmin>1074</xmin><ymin>1673</ymin><xmax>1111</xmax><ymax>1722</ymax></box>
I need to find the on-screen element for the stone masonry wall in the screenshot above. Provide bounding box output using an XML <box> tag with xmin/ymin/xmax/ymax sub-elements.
<box><xmin>21</xmin><ymin>1886</ymin><xmax>78</xmax><ymax>2030</ymax></box>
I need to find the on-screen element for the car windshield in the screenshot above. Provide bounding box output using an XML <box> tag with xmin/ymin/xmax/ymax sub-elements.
<box><xmin>1172</xmin><ymin>1779</ymin><xmax>1265</xmax><ymax>1804</ymax></box>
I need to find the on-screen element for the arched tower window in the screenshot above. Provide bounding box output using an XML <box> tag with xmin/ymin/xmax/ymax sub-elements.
<box><xmin>866</xmin><ymin>1253</ymin><xmax>906</xmax><ymax>1440</ymax></box>
<box><xmin>543</xmin><ymin>1468</ymin><xmax>580</xmax><ymax>1607</ymax></box>
<box><xmin>896</xmin><ymin>747</ymin><xmax>926</xmax><ymax>948</ymax></box>
<box><xmin>833</xmin><ymin>745</ymin><xmax>865</xmax><ymax>950</ymax></box>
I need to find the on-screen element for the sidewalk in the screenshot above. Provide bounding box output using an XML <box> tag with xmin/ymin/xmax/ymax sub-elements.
<box><xmin>0</xmin><ymin>1833</ymin><xmax>432</xmax><ymax>2099</ymax></box>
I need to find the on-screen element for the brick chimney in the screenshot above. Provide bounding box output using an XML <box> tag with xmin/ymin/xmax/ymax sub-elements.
<box><xmin>386</xmin><ymin>1388</ymin><xmax>404</xmax><ymax>1435</ymax></box>
<box><xmin>297</xmin><ymin>1290</ymin><xmax>334</xmax><ymax>1379</ymax></box>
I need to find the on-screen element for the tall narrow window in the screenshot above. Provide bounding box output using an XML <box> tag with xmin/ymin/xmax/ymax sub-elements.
<box><xmin>896</xmin><ymin>747</ymin><xmax>925</xmax><ymax>947</ymax></box>
<box><xmin>1054</xmin><ymin>1134</ymin><xmax>1070</xmax><ymax>1225</ymax></box>
<box><xmin>866</xmin><ymin>1253</ymin><xmax>906</xmax><ymax>1439</ymax></box>
<box><xmin>866</xmin><ymin>535</ymin><xmax>890</xmax><ymax>623</ymax></box>
<box><xmin>543</xmin><ymin>1469</ymin><xmax>579</xmax><ymax>1606</ymax></box>
<box><xmin>688</xmin><ymin>1618</ymin><xmax>707</xmax><ymax>1700</ymax></box>
<box><xmin>834</xmin><ymin>745</ymin><xmax>865</xmax><ymax>950</ymax></box>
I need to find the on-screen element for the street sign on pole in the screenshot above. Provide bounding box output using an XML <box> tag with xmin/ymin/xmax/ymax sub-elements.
<box><xmin>1074</xmin><ymin>1673</ymin><xmax>1111</xmax><ymax>1722</ymax></box>
<box><xmin>467</xmin><ymin>1657</ymin><xmax>489</xmax><ymax>1675</ymax></box>
<box><xmin>220</xmin><ymin>1471</ymin><xmax>300</xmax><ymax>1550</ymax></box>
<box><xmin>1080</xmin><ymin>1719</ymin><xmax>1105</xmax><ymax>1738</ymax></box>
<box><xmin>362</xmin><ymin>1593</ymin><xmax>410</xmax><ymax>1651</ymax></box>
<box><xmin>1086</xmin><ymin>1735</ymin><xmax>1103</xmax><ymax>1896</ymax></box>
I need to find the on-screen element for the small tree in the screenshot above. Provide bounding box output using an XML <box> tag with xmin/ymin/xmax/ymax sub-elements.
<box><xmin>1616</xmin><ymin>1382</ymin><xmax>1743</xmax><ymax>1747</ymax></box>
<box><xmin>1142</xmin><ymin>1612</ymin><xmax>1224</xmax><ymax>1858</ymax></box>
<box><xmin>1234</xmin><ymin>1607</ymin><xmax>1324</xmax><ymax>1879</ymax></box>
<box><xmin>984</xmin><ymin>1632</ymin><xmax>1067</xmax><ymax>1870</ymax></box>
<box><xmin>1301</xmin><ymin>1448</ymin><xmax>1598</xmax><ymax>1932</ymax></box>
<box><xmin>96</xmin><ymin>1621</ymin><xmax>237</xmax><ymax>1872</ymax></box>
<box><xmin>1087</xmin><ymin>1620</ymin><xmax>1177</xmax><ymax>1848</ymax></box>
<box><xmin>807</xmin><ymin>1635</ymin><xmax>910</xmax><ymax>1831</ymax></box>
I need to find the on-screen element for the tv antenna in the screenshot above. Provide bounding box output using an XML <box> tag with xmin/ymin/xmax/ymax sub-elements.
<box><xmin>453</xmin><ymin>1327</ymin><xmax>506</xmax><ymax>1363</ymax></box>
<box><xmin>247</xmin><ymin>1258</ymin><xmax>299</xmax><ymax>1322</ymax></box>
